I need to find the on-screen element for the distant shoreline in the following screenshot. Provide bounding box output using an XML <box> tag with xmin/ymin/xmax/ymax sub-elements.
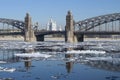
<box><xmin>45</xmin><ymin>37</ymin><xmax>120</xmax><ymax>41</ymax></box>
<box><xmin>0</xmin><ymin>36</ymin><xmax>24</xmax><ymax>41</ymax></box>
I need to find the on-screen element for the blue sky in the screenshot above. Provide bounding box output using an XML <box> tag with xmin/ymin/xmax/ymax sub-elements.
<box><xmin>0</xmin><ymin>0</ymin><xmax>120</xmax><ymax>28</ymax></box>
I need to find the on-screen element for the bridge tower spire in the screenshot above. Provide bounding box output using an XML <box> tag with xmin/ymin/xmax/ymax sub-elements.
<box><xmin>65</xmin><ymin>11</ymin><xmax>77</xmax><ymax>43</ymax></box>
<box><xmin>24</xmin><ymin>13</ymin><xmax>36</xmax><ymax>42</ymax></box>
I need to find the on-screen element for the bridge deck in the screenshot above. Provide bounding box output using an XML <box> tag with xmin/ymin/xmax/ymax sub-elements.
<box><xmin>0</xmin><ymin>31</ymin><xmax>120</xmax><ymax>36</ymax></box>
<box><xmin>75</xmin><ymin>31</ymin><xmax>120</xmax><ymax>35</ymax></box>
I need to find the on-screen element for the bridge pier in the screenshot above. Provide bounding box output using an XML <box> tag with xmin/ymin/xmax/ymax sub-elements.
<box><xmin>36</xmin><ymin>35</ymin><xmax>44</xmax><ymax>41</ymax></box>
<box><xmin>24</xmin><ymin>13</ymin><xmax>36</xmax><ymax>42</ymax></box>
<box><xmin>65</xmin><ymin>11</ymin><xmax>77</xmax><ymax>43</ymax></box>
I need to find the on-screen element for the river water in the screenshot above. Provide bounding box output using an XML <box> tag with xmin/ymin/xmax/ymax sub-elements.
<box><xmin>0</xmin><ymin>40</ymin><xmax>120</xmax><ymax>80</ymax></box>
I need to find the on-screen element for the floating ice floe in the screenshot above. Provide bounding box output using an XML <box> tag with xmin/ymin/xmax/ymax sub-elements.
<box><xmin>66</xmin><ymin>50</ymin><xmax>106</xmax><ymax>54</ymax></box>
<box><xmin>86</xmin><ymin>57</ymin><xmax>112</xmax><ymax>61</ymax></box>
<box><xmin>0</xmin><ymin>67</ymin><xmax>16</xmax><ymax>73</ymax></box>
<box><xmin>0</xmin><ymin>61</ymin><xmax>6</xmax><ymax>64</ymax></box>
<box><xmin>14</xmin><ymin>52</ymin><xmax>52</xmax><ymax>58</ymax></box>
<box><xmin>86</xmin><ymin>57</ymin><xmax>120</xmax><ymax>63</ymax></box>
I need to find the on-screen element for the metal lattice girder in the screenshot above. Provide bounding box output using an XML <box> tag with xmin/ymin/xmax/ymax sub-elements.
<box><xmin>0</xmin><ymin>18</ymin><xmax>25</xmax><ymax>31</ymax></box>
<box><xmin>75</xmin><ymin>13</ymin><xmax>120</xmax><ymax>31</ymax></box>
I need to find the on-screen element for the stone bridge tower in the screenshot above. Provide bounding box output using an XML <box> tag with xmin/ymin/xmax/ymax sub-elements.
<box><xmin>24</xmin><ymin>13</ymin><xmax>36</xmax><ymax>42</ymax></box>
<box><xmin>65</xmin><ymin>11</ymin><xmax>77</xmax><ymax>43</ymax></box>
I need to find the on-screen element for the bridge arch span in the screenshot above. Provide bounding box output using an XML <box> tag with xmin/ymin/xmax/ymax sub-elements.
<box><xmin>0</xmin><ymin>18</ymin><xmax>25</xmax><ymax>31</ymax></box>
<box><xmin>75</xmin><ymin>13</ymin><xmax>120</xmax><ymax>31</ymax></box>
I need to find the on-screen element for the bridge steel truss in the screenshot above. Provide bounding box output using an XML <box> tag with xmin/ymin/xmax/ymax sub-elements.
<box><xmin>75</xmin><ymin>13</ymin><xmax>120</xmax><ymax>31</ymax></box>
<box><xmin>0</xmin><ymin>18</ymin><xmax>25</xmax><ymax>31</ymax></box>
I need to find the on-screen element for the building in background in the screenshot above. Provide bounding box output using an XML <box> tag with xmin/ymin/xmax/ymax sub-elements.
<box><xmin>58</xmin><ymin>25</ymin><xmax>62</xmax><ymax>31</ymax></box>
<box><xmin>47</xmin><ymin>18</ymin><xmax>57</xmax><ymax>31</ymax></box>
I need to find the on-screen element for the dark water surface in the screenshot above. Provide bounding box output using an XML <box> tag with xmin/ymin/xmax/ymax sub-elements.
<box><xmin>0</xmin><ymin>40</ymin><xmax>120</xmax><ymax>80</ymax></box>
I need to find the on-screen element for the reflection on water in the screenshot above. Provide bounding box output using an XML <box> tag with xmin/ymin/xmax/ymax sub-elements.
<box><xmin>20</xmin><ymin>48</ymin><xmax>33</xmax><ymax>70</ymax></box>
<box><xmin>24</xmin><ymin>58</ymin><xmax>31</xmax><ymax>70</ymax></box>
<box><xmin>0</xmin><ymin>41</ymin><xmax>120</xmax><ymax>80</ymax></box>
<box><xmin>65</xmin><ymin>54</ymin><xmax>74</xmax><ymax>73</ymax></box>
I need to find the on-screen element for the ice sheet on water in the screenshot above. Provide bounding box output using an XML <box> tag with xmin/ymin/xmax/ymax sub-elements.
<box><xmin>0</xmin><ymin>40</ymin><xmax>120</xmax><ymax>53</ymax></box>
<box><xmin>86</xmin><ymin>57</ymin><xmax>120</xmax><ymax>64</ymax></box>
<box><xmin>0</xmin><ymin>61</ymin><xmax>6</xmax><ymax>64</ymax></box>
<box><xmin>86</xmin><ymin>57</ymin><xmax>112</xmax><ymax>61</ymax></box>
<box><xmin>14</xmin><ymin>52</ymin><xmax>52</xmax><ymax>58</ymax></box>
<box><xmin>0</xmin><ymin>66</ymin><xmax>16</xmax><ymax>72</ymax></box>
<box><xmin>0</xmin><ymin>41</ymin><xmax>38</xmax><ymax>49</ymax></box>
<box><xmin>66</xmin><ymin>50</ymin><xmax>106</xmax><ymax>54</ymax></box>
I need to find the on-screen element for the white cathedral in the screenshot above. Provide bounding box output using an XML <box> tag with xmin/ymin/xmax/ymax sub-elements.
<box><xmin>47</xmin><ymin>18</ymin><xmax>57</xmax><ymax>31</ymax></box>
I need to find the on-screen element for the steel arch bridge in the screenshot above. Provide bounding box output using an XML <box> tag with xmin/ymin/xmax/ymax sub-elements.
<box><xmin>75</xmin><ymin>13</ymin><xmax>120</xmax><ymax>31</ymax></box>
<box><xmin>0</xmin><ymin>18</ymin><xmax>25</xmax><ymax>31</ymax></box>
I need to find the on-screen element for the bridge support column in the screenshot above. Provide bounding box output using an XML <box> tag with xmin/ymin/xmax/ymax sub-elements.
<box><xmin>24</xmin><ymin>13</ymin><xmax>36</xmax><ymax>42</ymax></box>
<box><xmin>36</xmin><ymin>35</ymin><xmax>44</xmax><ymax>41</ymax></box>
<box><xmin>77</xmin><ymin>34</ymin><xmax>84</xmax><ymax>42</ymax></box>
<box><xmin>65</xmin><ymin>11</ymin><xmax>77</xmax><ymax>43</ymax></box>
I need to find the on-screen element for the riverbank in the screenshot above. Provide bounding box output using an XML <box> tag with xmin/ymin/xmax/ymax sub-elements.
<box><xmin>0</xmin><ymin>36</ymin><xmax>24</xmax><ymax>41</ymax></box>
<box><xmin>0</xmin><ymin>36</ymin><xmax>119</xmax><ymax>41</ymax></box>
<box><xmin>45</xmin><ymin>37</ymin><xmax>120</xmax><ymax>41</ymax></box>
